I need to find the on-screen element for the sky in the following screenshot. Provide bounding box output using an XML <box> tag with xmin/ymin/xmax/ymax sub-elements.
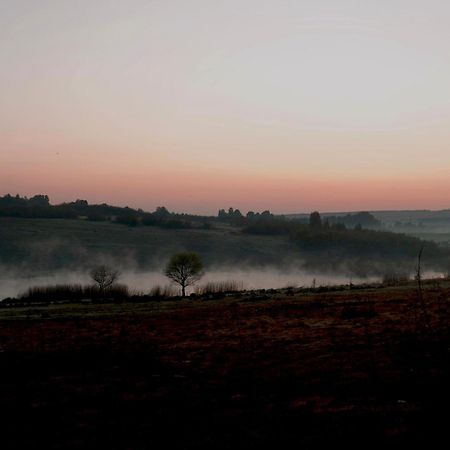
<box><xmin>1</xmin><ymin>0</ymin><xmax>450</xmax><ymax>214</ymax></box>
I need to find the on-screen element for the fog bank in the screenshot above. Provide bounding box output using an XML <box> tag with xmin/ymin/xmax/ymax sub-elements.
<box><xmin>0</xmin><ymin>267</ymin><xmax>383</xmax><ymax>299</ymax></box>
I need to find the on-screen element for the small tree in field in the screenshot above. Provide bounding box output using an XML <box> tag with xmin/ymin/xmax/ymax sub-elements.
<box><xmin>90</xmin><ymin>265</ymin><xmax>120</xmax><ymax>294</ymax></box>
<box><xmin>164</xmin><ymin>252</ymin><xmax>204</xmax><ymax>297</ymax></box>
<box><xmin>309</xmin><ymin>211</ymin><xmax>322</xmax><ymax>229</ymax></box>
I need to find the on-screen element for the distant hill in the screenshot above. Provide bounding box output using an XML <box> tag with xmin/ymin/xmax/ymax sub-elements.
<box><xmin>0</xmin><ymin>215</ymin><xmax>448</xmax><ymax>280</ymax></box>
<box><xmin>286</xmin><ymin>209</ymin><xmax>450</xmax><ymax>223</ymax></box>
<box><xmin>1</xmin><ymin>195</ymin><xmax>449</xmax><ymax>279</ymax></box>
<box><xmin>286</xmin><ymin>209</ymin><xmax>450</xmax><ymax>235</ymax></box>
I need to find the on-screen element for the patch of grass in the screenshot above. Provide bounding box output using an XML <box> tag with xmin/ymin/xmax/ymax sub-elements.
<box><xmin>195</xmin><ymin>280</ymin><xmax>244</xmax><ymax>295</ymax></box>
<box><xmin>149</xmin><ymin>284</ymin><xmax>178</xmax><ymax>298</ymax></box>
<box><xmin>17</xmin><ymin>283</ymin><xmax>130</xmax><ymax>302</ymax></box>
<box><xmin>382</xmin><ymin>273</ymin><xmax>411</xmax><ymax>286</ymax></box>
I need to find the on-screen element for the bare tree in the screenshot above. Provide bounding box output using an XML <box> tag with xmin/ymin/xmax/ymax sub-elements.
<box><xmin>164</xmin><ymin>252</ymin><xmax>204</xmax><ymax>297</ymax></box>
<box><xmin>90</xmin><ymin>265</ymin><xmax>120</xmax><ymax>294</ymax></box>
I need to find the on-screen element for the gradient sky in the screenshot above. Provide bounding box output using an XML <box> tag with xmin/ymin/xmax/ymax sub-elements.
<box><xmin>1</xmin><ymin>0</ymin><xmax>450</xmax><ymax>214</ymax></box>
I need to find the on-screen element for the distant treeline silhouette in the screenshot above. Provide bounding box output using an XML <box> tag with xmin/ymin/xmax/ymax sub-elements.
<box><xmin>1</xmin><ymin>194</ymin><xmax>383</xmax><ymax>232</ymax></box>
<box><xmin>0</xmin><ymin>194</ymin><xmax>208</xmax><ymax>229</ymax></box>
<box><xmin>0</xmin><ymin>194</ymin><xmax>137</xmax><ymax>220</ymax></box>
<box><xmin>239</xmin><ymin>211</ymin><xmax>447</xmax><ymax>268</ymax></box>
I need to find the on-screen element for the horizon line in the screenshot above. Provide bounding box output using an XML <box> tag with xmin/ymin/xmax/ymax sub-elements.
<box><xmin>1</xmin><ymin>192</ymin><xmax>449</xmax><ymax>217</ymax></box>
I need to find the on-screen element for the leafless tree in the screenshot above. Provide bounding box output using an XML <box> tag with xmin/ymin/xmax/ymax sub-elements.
<box><xmin>164</xmin><ymin>252</ymin><xmax>203</xmax><ymax>297</ymax></box>
<box><xmin>90</xmin><ymin>265</ymin><xmax>120</xmax><ymax>294</ymax></box>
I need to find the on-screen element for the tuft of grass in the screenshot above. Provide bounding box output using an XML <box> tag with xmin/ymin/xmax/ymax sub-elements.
<box><xmin>19</xmin><ymin>283</ymin><xmax>130</xmax><ymax>302</ymax></box>
<box><xmin>382</xmin><ymin>273</ymin><xmax>410</xmax><ymax>286</ymax></box>
<box><xmin>149</xmin><ymin>285</ymin><xmax>177</xmax><ymax>298</ymax></box>
<box><xmin>21</xmin><ymin>284</ymin><xmax>84</xmax><ymax>302</ymax></box>
<box><xmin>195</xmin><ymin>280</ymin><xmax>244</xmax><ymax>296</ymax></box>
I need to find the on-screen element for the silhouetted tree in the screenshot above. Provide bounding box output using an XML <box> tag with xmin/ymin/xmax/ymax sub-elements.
<box><xmin>90</xmin><ymin>265</ymin><xmax>120</xmax><ymax>294</ymax></box>
<box><xmin>154</xmin><ymin>206</ymin><xmax>170</xmax><ymax>218</ymax></box>
<box><xmin>29</xmin><ymin>195</ymin><xmax>50</xmax><ymax>206</ymax></box>
<box><xmin>164</xmin><ymin>252</ymin><xmax>204</xmax><ymax>297</ymax></box>
<box><xmin>218</xmin><ymin>209</ymin><xmax>227</xmax><ymax>220</ymax></box>
<box><xmin>74</xmin><ymin>199</ymin><xmax>88</xmax><ymax>207</ymax></box>
<box><xmin>261</xmin><ymin>210</ymin><xmax>273</xmax><ymax>219</ymax></box>
<box><xmin>309</xmin><ymin>211</ymin><xmax>322</xmax><ymax>229</ymax></box>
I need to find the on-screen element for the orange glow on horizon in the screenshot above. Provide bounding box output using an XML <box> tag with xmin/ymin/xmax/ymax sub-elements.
<box><xmin>2</xmin><ymin>1</ymin><xmax>450</xmax><ymax>214</ymax></box>
<box><xmin>2</xmin><ymin>167</ymin><xmax>450</xmax><ymax>215</ymax></box>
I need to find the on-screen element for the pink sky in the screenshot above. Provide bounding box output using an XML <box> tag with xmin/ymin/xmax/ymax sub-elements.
<box><xmin>1</xmin><ymin>1</ymin><xmax>450</xmax><ymax>214</ymax></box>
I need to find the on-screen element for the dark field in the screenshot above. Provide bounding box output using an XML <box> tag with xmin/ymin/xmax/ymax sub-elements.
<box><xmin>1</xmin><ymin>285</ymin><xmax>450</xmax><ymax>449</ymax></box>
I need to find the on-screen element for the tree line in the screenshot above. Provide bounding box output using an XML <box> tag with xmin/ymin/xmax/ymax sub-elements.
<box><xmin>0</xmin><ymin>195</ymin><xmax>203</xmax><ymax>229</ymax></box>
<box><xmin>0</xmin><ymin>194</ymin><xmax>381</xmax><ymax>232</ymax></box>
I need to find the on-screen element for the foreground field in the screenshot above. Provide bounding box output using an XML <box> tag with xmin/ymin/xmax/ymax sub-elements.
<box><xmin>1</xmin><ymin>285</ymin><xmax>450</xmax><ymax>449</ymax></box>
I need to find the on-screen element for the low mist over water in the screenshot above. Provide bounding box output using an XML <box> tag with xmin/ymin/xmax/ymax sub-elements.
<box><xmin>0</xmin><ymin>267</ymin><xmax>384</xmax><ymax>300</ymax></box>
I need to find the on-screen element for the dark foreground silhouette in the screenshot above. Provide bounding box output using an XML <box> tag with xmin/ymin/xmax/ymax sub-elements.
<box><xmin>1</xmin><ymin>285</ymin><xmax>450</xmax><ymax>449</ymax></box>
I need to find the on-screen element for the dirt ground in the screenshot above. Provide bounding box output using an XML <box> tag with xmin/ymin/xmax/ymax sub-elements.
<box><xmin>1</xmin><ymin>286</ymin><xmax>450</xmax><ymax>449</ymax></box>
